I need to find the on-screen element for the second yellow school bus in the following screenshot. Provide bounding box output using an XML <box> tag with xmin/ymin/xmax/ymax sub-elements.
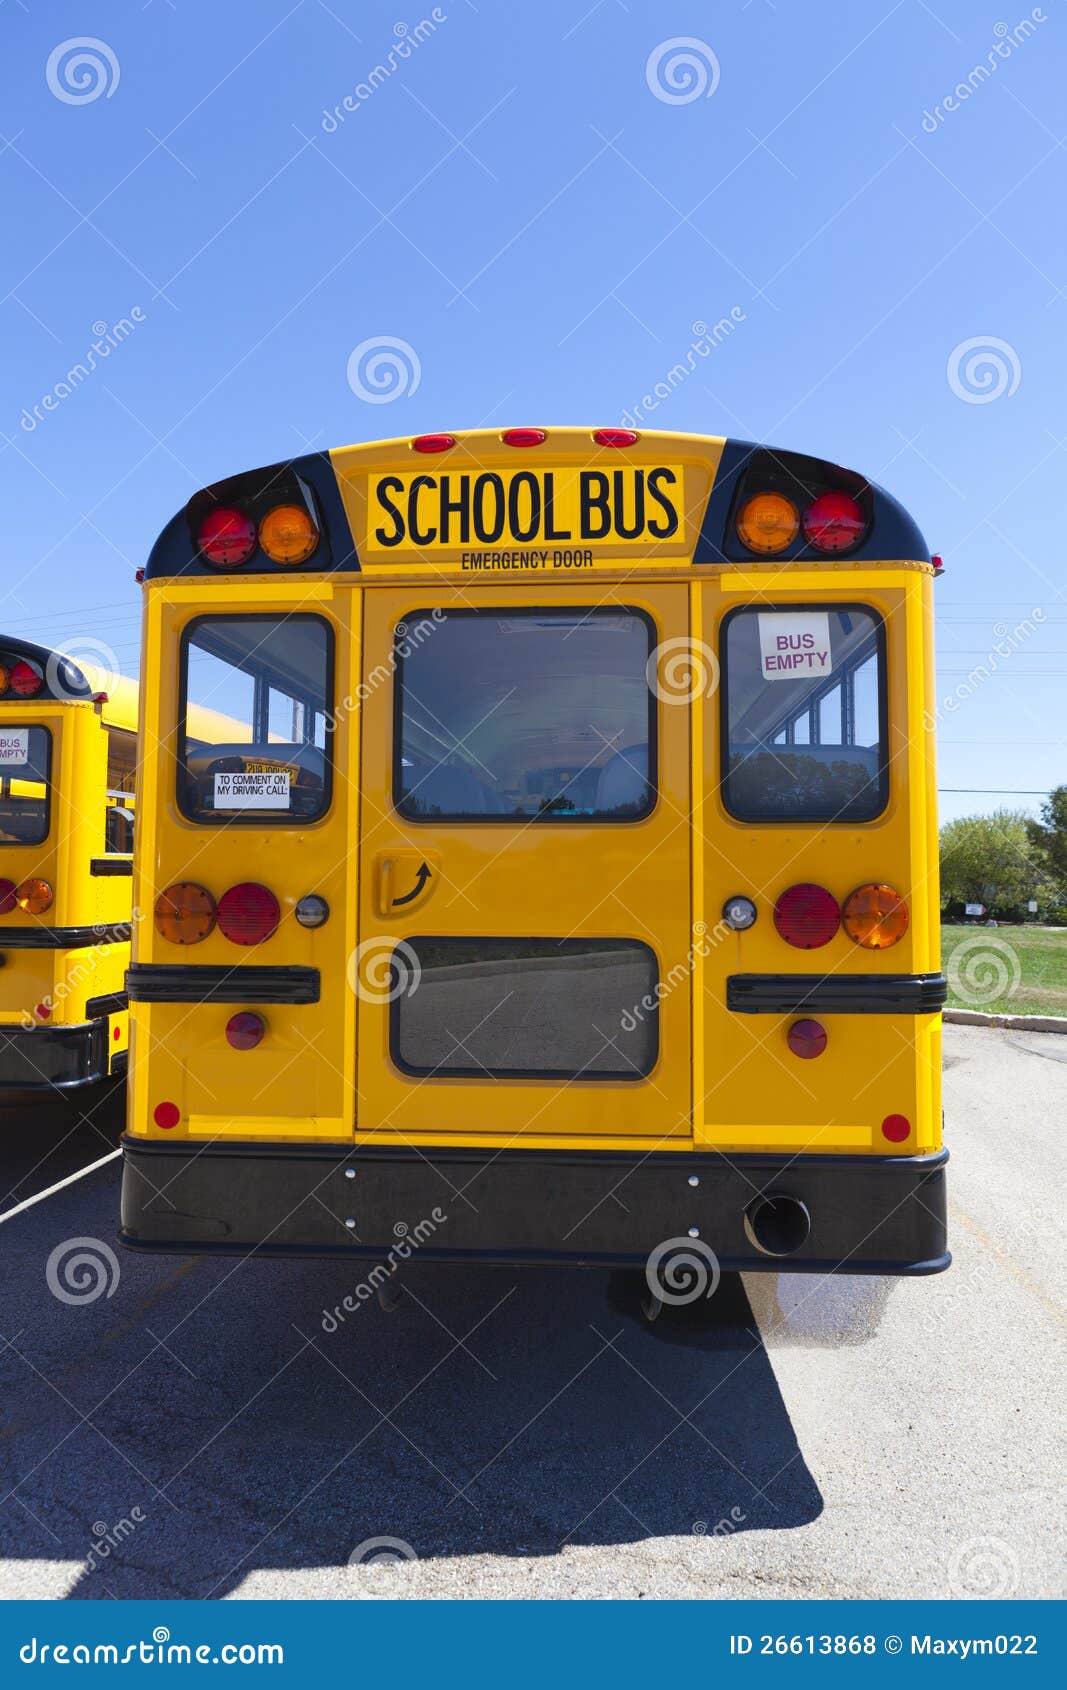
<box><xmin>121</xmin><ymin>427</ymin><xmax>948</xmax><ymax>1277</ymax></box>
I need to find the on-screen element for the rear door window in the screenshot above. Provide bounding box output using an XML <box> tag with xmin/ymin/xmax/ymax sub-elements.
<box><xmin>394</xmin><ymin>608</ymin><xmax>655</xmax><ymax>821</ymax></box>
<box><xmin>722</xmin><ymin>606</ymin><xmax>887</xmax><ymax>822</ymax></box>
<box><xmin>0</xmin><ymin>725</ymin><xmax>50</xmax><ymax>846</ymax></box>
<box><xmin>178</xmin><ymin>615</ymin><xmax>332</xmax><ymax>823</ymax></box>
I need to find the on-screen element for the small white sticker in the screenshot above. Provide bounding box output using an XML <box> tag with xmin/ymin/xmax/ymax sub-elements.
<box><xmin>213</xmin><ymin>770</ymin><xmax>291</xmax><ymax>809</ymax></box>
<box><xmin>0</xmin><ymin>728</ymin><xmax>29</xmax><ymax>764</ymax></box>
<box><xmin>965</xmin><ymin>903</ymin><xmax>986</xmax><ymax>916</ymax></box>
<box><xmin>757</xmin><ymin>612</ymin><xmax>832</xmax><ymax>681</ymax></box>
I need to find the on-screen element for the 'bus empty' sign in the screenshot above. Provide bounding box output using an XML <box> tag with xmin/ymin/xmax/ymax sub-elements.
<box><xmin>0</xmin><ymin>728</ymin><xmax>29</xmax><ymax>764</ymax></box>
<box><xmin>758</xmin><ymin>612</ymin><xmax>832</xmax><ymax>680</ymax></box>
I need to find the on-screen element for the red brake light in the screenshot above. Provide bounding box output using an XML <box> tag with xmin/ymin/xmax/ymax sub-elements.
<box><xmin>216</xmin><ymin>882</ymin><xmax>280</xmax><ymax>945</ymax></box>
<box><xmin>199</xmin><ymin>507</ymin><xmax>257</xmax><ymax>567</ymax></box>
<box><xmin>0</xmin><ymin>879</ymin><xmax>16</xmax><ymax>914</ymax></box>
<box><xmin>593</xmin><ymin>428</ymin><xmax>639</xmax><ymax>447</ymax></box>
<box><xmin>774</xmin><ymin>883</ymin><xmax>841</xmax><ymax>949</ymax></box>
<box><xmin>225</xmin><ymin>1011</ymin><xmax>266</xmax><ymax>1050</ymax></box>
<box><xmin>10</xmin><ymin>661</ymin><xmax>43</xmax><ymax>698</ymax></box>
<box><xmin>787</xmin><ymin>1018</ymin><xmax>828</xmax><ymax>1059</ymax></box>
<box><xmin>802</xmin><ymin>491</ymin><xmax>866</xmax><ymax>553</ymax></box>
<box><xmin>502</xmin><ymin>428</ymin><xmax>546</xmax><ymax>447</ymax></box>
<box><xmin>412</xmin><ymin>433</ymin><xmax>455</xmax><ymax>454</ymax></box>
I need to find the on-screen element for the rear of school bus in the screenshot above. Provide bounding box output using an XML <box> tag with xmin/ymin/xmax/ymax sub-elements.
<box><xmin>0</xmin><ymin>639</ymin><xmax>135</xmax><ymax>1095</ymax></box>
<box><xmin>121</xmin><ymin>429</ymin><xmax>948</xmax><ymax>1277</ymax></box>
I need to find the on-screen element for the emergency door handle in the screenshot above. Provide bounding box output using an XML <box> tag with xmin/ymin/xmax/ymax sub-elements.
<box><xmin>375</xmin><ymin>852</ymin><xmax>438</xmax><ymax>918</ymax></box>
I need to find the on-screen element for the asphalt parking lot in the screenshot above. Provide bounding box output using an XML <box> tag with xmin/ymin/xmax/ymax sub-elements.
<box><xmin>1</xmin><ymin>1024</ymin><xmax>1063</xmax><ymax>1601</ymax></box>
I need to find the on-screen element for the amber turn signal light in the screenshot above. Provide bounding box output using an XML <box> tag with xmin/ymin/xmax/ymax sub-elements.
<box><xmin>16</xmin><ymin>878</ymin><xmax>53</xmax><ymax>915</ymax></box>
<box><xmin>842</xmin><ymin>883</ymin><xmax>909</xmax><ymax>949</ymax></box>
<box><xmin>736</xmin><ymin>491</ymin><xmax>800</xmax><ymax>555</ymax></box>
<box><xmin>259</xmin><ymin>503</ymin><xmax>319</xmax><ymax>564</ymax></box>
<box><xmin>155</xmin><ymin>882</ymin><xmax>217</xmax><ymax>944</ymax></box>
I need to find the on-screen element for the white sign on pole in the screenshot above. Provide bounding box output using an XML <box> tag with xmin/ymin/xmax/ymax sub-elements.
<box><xmin>757</xmin><ymin>612</ymin><xmax>832</xmax><ymax>682</ymax></box>
<box><xmin>1028</xmin><ymin>899</ymin><xmax>1038</xmax><ymax>914</ymax></box>
<box><xmin>964</xmin><ymin>902</ymin><xmax>985</xmax><ymax>916</ymax></box>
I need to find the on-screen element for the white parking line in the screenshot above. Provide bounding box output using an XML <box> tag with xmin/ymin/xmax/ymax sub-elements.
<box><xmin>0</xmin><ymin>1148</ymin><xmax>122</xmax><ymax>1226</ymax></box>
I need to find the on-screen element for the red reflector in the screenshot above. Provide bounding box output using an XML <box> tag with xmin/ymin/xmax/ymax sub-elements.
<box><xmin>881</xmin><ymin>1113</ymin><xmax>910</xmax><ymax>1143</ymax></box>
<box><xmin>10</xmin><ymin>661</ymin><xmax>43</xmax><ymax>698</ymax></box>
<box><xmin>154</xmin><ymin>1101</ymin><xmax>180</xmax><ymax>1130</ymax></box>
<box><xmin>802</xmin><ymin>490</ymin><xmax>866</xmax><ymax>553</ymax></box>
<box><xmin>226</xmin><ymin>1011</ymin><xmax>266</xmax><ymax>1050</ymax></box>
<box><xmin>34</xmin><ymin>1002</ymin><xmax>51</xmax><ymax>1020</ymax></box>
<box><xmin>0</xmin><ymin>879</ymin><xmax>16</xmax><ymax>915</ymax></box>
<box><xmin>786</xmin><ymin>1018</ymin><xmax>827</xmax><ymax>1059</ymax></box>
<box><xmin>773</xmin><ymin>883</ymin><xmax>841</xmax><ymax>949</ymax></box>
<box><xmin>502</xmin><ymin>428</ymin><xmax>546</xmax><ymax>447</ymax></box>
<box><xmin>412</xmin><ymin>433</ymin><xmax>455</xmax><ymax>454</ymax></box>
<box><xmin>593</xmin><ymin>428</ymin><xmax>639</xmax><ymax>447</ymax></box>
<box><xmin>217</xmin><ymin>882</ymin><xmax>280</xmax><ymax>946</ymax></box>
<box><xmin>199</xmin><ymin>506</ymin><xmax>257</xmax><ymax>567</ymax></box>
<box><xmin>113</xmin><ymin>1026</ymin><xmax>121</xmax><ymax>1040</ymax></box>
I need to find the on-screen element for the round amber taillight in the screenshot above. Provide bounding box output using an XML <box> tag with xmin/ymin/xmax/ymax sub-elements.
<box><xmin>155</xmin><ymin>882</ymin><xmax>217</xmax><ymax>944</ymax></box>
<box><xmin>842</xmin><ymin>883</ymin><xmax>909</xmax><ymax>949</ymax></box>
<box><xmin>258</xmin><ymin>503</ymin><xmax>319</xmax><ymax>564</ymax></box>
<box><xmin>16</xmin><ymin>878</ymin><xmax>54</xmax><ymax>915</ymax></box>
<box><xmin>736</xmin><ymin>491</ymin><xmax>800</xmax><ymax>555</ymax></box>
<box><xmin>217</xmin><ymin>882</ymin><xmax>279</xmax><ymax>946</ymax></box>
<box><xmin>774</xmin><ymin>883</ymin><xmax>841</xmax><ymax>949</ymax></box>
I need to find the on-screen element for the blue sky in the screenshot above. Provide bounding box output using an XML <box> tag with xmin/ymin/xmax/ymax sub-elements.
<box><xmin>2</xmin><ymin>0</ymin><xmax>1064</xmax><ymax>824</ymax></box>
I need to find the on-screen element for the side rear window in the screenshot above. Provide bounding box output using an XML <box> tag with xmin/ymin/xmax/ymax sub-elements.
<box><xmin>178</xmin><ymin>615</ymin><xmax>333</xmax><ymax>824</ymax></box>
<box><xmin>721</xmin><ymin>605</ymin><xmax>887</xmax><ymax>822</ymax></box>
<box><xmin>0</xmin><ymin>725</ymin><xmax>51</xmax><ymax>847</ymax></box>
<box><xmin>105</xmin><ymin>725</ymin><xmax>136</xmax><ymax>853</ymax></box>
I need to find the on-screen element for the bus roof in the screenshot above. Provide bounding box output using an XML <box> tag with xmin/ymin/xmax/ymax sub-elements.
<box><xmin>0</xmin><ymin>635</ymin><xmax>138</xmax><ymax>730</ymax></box>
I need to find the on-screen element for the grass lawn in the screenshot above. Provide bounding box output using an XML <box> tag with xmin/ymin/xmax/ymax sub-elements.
<box><xmin>941</xmin><ymin>923</ymin><xmax>1067</xmax><ymax>1018</ymax></box>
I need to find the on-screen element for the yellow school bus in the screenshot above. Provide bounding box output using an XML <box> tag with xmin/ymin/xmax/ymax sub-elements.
<box><xmin>121</xmin><ymin>428</ymin><xmax>948</xmax><ymax>1278</ymax></box>
<box><xmin>0</xmin><ymin>637</ymin><xmax>136</xmax><ymax>1095</ymax></box>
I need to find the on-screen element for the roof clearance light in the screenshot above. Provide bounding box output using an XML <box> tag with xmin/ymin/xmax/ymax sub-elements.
<box><xmin>259</xmin><ymin>503</ymin><xmax>319</xmax><ymax>565</ymax></box>
<box><xmin>774</xmin><ymin>883</ymin><xmax>841</xmax><ymax>949</ymax></box>
<box><xmin>412</xmin><ymin>433</ymin><xmax>456</xmax><ymax>454</ymax></box>
<box><xmin>16</xmin><ymin>878</ymin><xmax>54</xmax><ymax>915</ymax></box>
<box><xmin>10</xmin><ymin>661</ymin><xmax>44</xmax><ymax>698</ymax></box>
<box><xmin>217</xmin><ymin>882</ymin><xmax>280</xmax><ymax>946</ymax></box>
<box><xmin>155</xmin><ymin>882</ymin><xmax>217</xmax><ymax>944</ymax></box>
<box><xmin>842</xmin><ymin>883</ymin><xmax>909</xmax><ymax>949</ymax></box>
<box><xmin>198</xmin><ymin>507</ymin><xmax>257</xmax><ymax>567</ymax></box>
<box><xmin>502</xmin><ymin>428</ymin><xmax>546</xmax><ymax>447</ymax></box>
<box><xmin>802</xmin><ymin>490</ymin><xmax>866</xmax><ymax>553</ymax></box>
<box><xmin>737</xmin><ymin>492</ymin><xmax>800</xmax><ymax>555</ymax></box>
<box><xmin>593</xmin><ymin>428</ymin><xmax>639</xmax><ymax>447</ymax></box>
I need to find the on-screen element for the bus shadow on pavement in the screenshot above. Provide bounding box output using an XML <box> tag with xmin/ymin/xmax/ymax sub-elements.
<box><xmin>0</xmin><ymin>1202</ymin><xmax>823</xmax><ymax>1598</ymax></box>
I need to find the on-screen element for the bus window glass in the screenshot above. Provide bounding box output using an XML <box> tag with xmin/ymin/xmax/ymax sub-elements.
<box><xmin>105</xmin><ymin>725</ymin><xmax>137</xmax><ymax>853</ymax></box>
<box><xmin>395</xmin><ymin>609</ymin><xmax>655</xmax><ymax>821</ymax></box>
<box><xmin>178</xmin><ymin>615</ymin><xmax>332</xmax><ymax>823</ymax></box>
<box><xmin>0</xmin><ymin>726</ymin><xmax>50</xmax><ymax>846</ymax></box>
<box><xmin>722</xmin><ymin>606</ymin><xmax>886</xmax><ymax>822</ymax></box>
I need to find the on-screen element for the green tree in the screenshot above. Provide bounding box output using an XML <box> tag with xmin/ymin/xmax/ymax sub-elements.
<box><xmin>939</xmin><ymin>809</ymin><xmax>1047</xmax><ymax>911</ymax></box>
<box><xmin>1026</xmin><ymin>785</ymin><xmax>1067</xmax><ymax>898</ymax></box>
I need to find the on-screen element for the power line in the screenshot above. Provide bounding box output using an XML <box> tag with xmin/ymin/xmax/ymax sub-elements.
<box><xmin>939</xmin><ymin>787</ymin><xmax>1049</xmax><ymax>795</ymax></box>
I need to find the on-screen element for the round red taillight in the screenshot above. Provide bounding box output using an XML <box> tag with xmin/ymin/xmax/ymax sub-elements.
<box><xmin>592</xmin><ymin>428</ymin><xmax>639</xmax><ymax>447</ymax></box>
<box><xmin>216</xmin><ymin>882</ymin><xmax>279</xmax><ymax>946</ymax></box>
<box><xmin>225</xmin><ymin>1011</ymin><xmax>266</xmax><ymax>1050</ymax></box>
<box><xmin>802</xmin><ymin>490</ymin><xmax>866</xmax><ymax>553</ymax></box>
<box><xmin>786</xmin><ymin>1018</ymin><xmax>827</xmax><ymax>1059</ymax></box>
<box><xmin>0</xmin><ymin>878</ymin><xmax>16</xmax><ymax>914</ymax></box>
<box><xmin>502</xmin><ymin>428</ymin><xmax>546</xmax><ymax>447</ymax></box>
<box><xmin>199</xmin><ymin>507</ymin><xmax>257</xmax><ymax>567</ymax></box>
<box><xmin>10</xmin><ymin>660</ymin><xmax>43</xmax><ymax>697</ymax></box>
<box><xmin>881</xmin><ymin>1114</ymin><xmax>910</xmax><ymax>1144</ymax></box>
<box><xmin>153</xmin><ymin>1101</ymin><xmax>180</xmax><ymax>1130</ymax></box>
<box><xmin>412</xmin><ymin>433</ymin><xmax>455</xmax><ymax>453</ymax></box>
<box><xmin>774</xmin><ymin>883</ymin><xmax>841</xmax><ymax>949</ymax></box>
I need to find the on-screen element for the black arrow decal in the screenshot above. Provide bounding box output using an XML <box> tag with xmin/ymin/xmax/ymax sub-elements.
<box><xmin>391</xmin><ymin>861</ymin><xmax>432</xmax><ymax>906</ymax></box>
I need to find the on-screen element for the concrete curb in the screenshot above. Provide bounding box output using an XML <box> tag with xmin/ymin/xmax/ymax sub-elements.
<box><xmin>944</xmin><ymin>1007</ymin><xmax>1067</xmax><ymax>1034</ymax></box>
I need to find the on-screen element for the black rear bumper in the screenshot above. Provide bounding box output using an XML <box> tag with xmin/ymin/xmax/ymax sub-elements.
<box><xmin>0</xmin><ymin>1018</ymin><xmax>111</xmax><ymax>1091</ymax></box>
<box><xmin>119</xmin><ymin>1138</ymin><xmax>950</xmax><ymax>1275</ymax></box>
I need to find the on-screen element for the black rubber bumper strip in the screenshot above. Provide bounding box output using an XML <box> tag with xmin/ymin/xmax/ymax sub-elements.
<box><xmin>119</xmin><ymin>1139</ymin><xmax>950</xmax><ymax>1274</ymax></box>
<box><xmin>0</xmin><ymin>1019</ymin><xmax>109</xmax><ymax>1090</ymax></box>
<box><xmin>0</xmin><ymin>923</ymin><xmax>133</xmax><ymax>950</ymax></box>
<box><xmin>85</xmin><ymin>991</ymin><xmax>129</xmax><ymax>1018</ymax></box>
<box><xmin>727</xmin><ymin>972</ymin><xmax>948</xmax><ymax>1015</ymax></box>
<box><xmin>126</xmin><ymin>963</ymin><xmax>320</xmax><ymax>1005</ymax></box>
